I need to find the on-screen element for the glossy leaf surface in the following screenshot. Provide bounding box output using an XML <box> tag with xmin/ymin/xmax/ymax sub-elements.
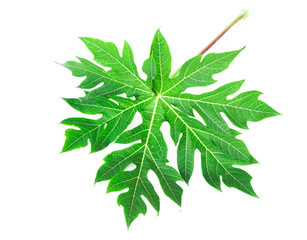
<box><xmin>60</xmin><ymin>29</ymin><xmax>279</xmax><ymax>227</ymax></box>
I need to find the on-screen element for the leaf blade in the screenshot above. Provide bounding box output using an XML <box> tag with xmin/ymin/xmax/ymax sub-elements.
<box><xmin>79</xmin><ymin>37</ymin><xmax>151</xmax><ymax>93</ymax></box>
<box><xmin>150</xmin><ymin>29</ymin><xmax>172</xmax><ymax>94</ymax></box>
<box><xmin>60</xmin><ymin>30</ymin><xmax>279</xmax><ymax>227</ymax></box>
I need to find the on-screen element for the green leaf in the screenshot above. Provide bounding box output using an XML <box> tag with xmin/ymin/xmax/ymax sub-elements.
<box><xmin>150</xmin><ymin>29</ymin><xmax>172</xmax><ymax>94</ymax></box>
<box><xmin>142</xmin><ymin>55</ymin><xmax>156</xmax><ymax>87</ymax></box>
<box><xmin>79</xmin><ymin>37</ymin><xmax>152</xmax><ymax>95</ymax></box>
<box><xmin>60</xmin><ymin>57</ymin><xmax>151</xmax><ymax>97</ymax></box>
<box><xmin>97</xmin><ymin>98</ymin><xmax>183</xmax><ymax>228</ymax></box>
<box><xmin>61</xmin><ymin>97</ymin><xmax>150</xmax><ymax>153</ymax></box>
<box><xmin>59</xmin><ymin>29</ymin><xmax>279</xmax><ymax>227</ymax></box>
<box><xmin>162</xmin><ymin>48</ymin><xmax>244</xmax><ymax>95</ymax></box>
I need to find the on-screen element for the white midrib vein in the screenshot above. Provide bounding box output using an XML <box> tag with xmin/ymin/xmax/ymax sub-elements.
<box><xmin>162</xmin><ymin>52</ymin><xmax>238</xmax><ymax>95</ymax></box>
<box><xmin>205</xmin><ymin>150</ymin><xmax>220</xmax><ymax>190</ymax></box>
<box><xmin>194</xmin><ymin>101</ymin><xmax>230</xmax><ymax>136</ymax></box>
<box><xmin>161</xmin><ymin>97</ymin><xmax>249</xmax><ymax>161</ymax></box>
<box><xmin>82</xmin><ymin>39</ymin><xmax>151</xmax><ymax>93</ymax></box>
<box><xmin>63</xmin><ymin>98</ymin><xmax>151</xmax><ymax>151</ymax></box>
<box><xmin>163</xmin><ymin>95</ymin><xmax>273</xmax><ymax>114</ymax></box>
<box><xmin>68</xmin><ymin>100</ymin><xmax>122</xmax><ymax>112</ymax></box>
<box><xmin>128</xmin><ymin>97</ymin><xmax>159</xmax><ymax>223</ymax></box>
<box><xmin>97</xmin><ymin>145</ymin><xmax>144</xmax><ymax>183</ymax></box>
<box><xmin>67</xmin><ymin>60</ymin><xmax>150</xmax><ymax>94</ymax></box>
<box><xmin>147</xmin><ymin>147</ymin><xmax>179</xmax><ymax>204</ymax></box>
<box><xmin>161</xmin><ymin>97</ymin><xmax>253</xmax><ymax>194</ymax></box>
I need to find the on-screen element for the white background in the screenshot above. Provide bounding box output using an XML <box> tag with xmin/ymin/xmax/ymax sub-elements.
<box><xmin>1</xmin><ymin>0</ymin><xmax>306</xmax><ymax>239</ymax></box>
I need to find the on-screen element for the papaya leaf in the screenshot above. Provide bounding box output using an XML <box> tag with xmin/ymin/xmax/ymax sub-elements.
<box><xmin>59</xmin><ymin>29</ymin><xmax>279</xmax><ymax>228</ymax></box>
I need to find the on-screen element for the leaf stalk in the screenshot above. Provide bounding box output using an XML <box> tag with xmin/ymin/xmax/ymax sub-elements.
<box><xmin>170</xmin><ymin>9</ymin><xmax>249</xmax><ymax>78</ymax></box>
